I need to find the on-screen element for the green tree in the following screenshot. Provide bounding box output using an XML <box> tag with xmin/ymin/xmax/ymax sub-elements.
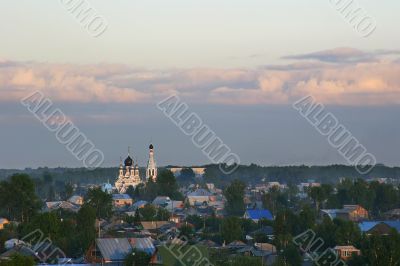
<box><xmin>124</xmin><ymin>250</ymin><xmax>151</xmax><ymax>266</ymax></box>
<box><xmin>156</xmin><ymin>208</ymin><xmax>170</xmax><ymax>221</ymax></box>
<box><xmin>126</xmin><ymin>185</ymin><xmax>135</xmax><ymax>199</ymax></box>
<box><xmin>224</xmin><ymin>180</ymin><xmax>245</xmax><ymax>216</ymax></box>
<box><xmin>139</xmin><ymin>204</ymin><xmax>157</xmax><ymax>221</ymax></box>
<box><xmin>43</xmin><ymin>171</ymin><xmax>54</xmax><ymax>184</ymax></box>
<box><xmin>279</xmin><ymin>244</ymin><xmax>302</xmax><ymax>266</ymax></box>
<box><xmin>75</xmin><ymin>204</ymin><xmax>96</xmax><ymax>253</ymax></box>
<box><xmin>308</xmin><ymin>186</ymin><xmax>326</xmax><ymax>211</ymax></box>
<box><xmin>134</xmin><ymin>209</ymin><xmax>141</xmax><ymax>226</ymax></box>
<box><xmin>180</xmin><ymin>224</ymin><xmax>194</xmax><ymax>238</ymax></box>
<box><xmin>0</xmin><ymin>254</ymin><xmax>35</xmax><ymax>266</ymax></box>
<box><xmin>0</xmin><ymin>174</ymin><xmax>41</xmax><ymax>223</ymax></box>
<box><xmin>156</xmin><ymin>170</ymin><xmax>182</xmax><ymax>200</ymax></box>
<box><xmin>186</xmin><ymin>215</ymin><xmax>204</xmax><ymax>230</ymax></box>
<box><xmin>221</xmin><ymin>217</ymin><xmax>243</xmax><ymax>244</ymax></box>
<box><xmin>85</xmin><ymin>187</ymin><xmax>112</xmax><ymax>219</ymax></box>
<box><xmin>22</xmin><ymin>212</ymin><xmax>62</xmax><ymax>241</ymax></box>
<box><xmin>63</xmin><ymin>183</ymin><xmax>74</xmax><ymax>200</ymax></box>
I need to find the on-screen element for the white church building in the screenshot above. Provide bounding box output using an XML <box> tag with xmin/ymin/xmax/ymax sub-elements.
<box><xmin>115</xmin><ymin>144</ymin><xmax>158</xmax><ymax>193</ymax></box>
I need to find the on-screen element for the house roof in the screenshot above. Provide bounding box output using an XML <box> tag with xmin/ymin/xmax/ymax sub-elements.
<box><xmin>96</xmin><ymin>238</ymin><xmax>132</xmax><ymax>261</ymax></box>
<box><xmin>251</xmin><ymin>226</ymin><xmax>274</xmax><ymax>236</ymax></box>
<box><xmin>45</xmin><ymin>201</ymin><xmax>80</xmax><ymax>212</ymax></box>
<box><xmin>245</xmin><ymin>209</ymin><xmax>273</xmax><ymax>220</ymax></box>
<box><xmin>0</xmin><ymin>245</ymin><xmax>36</xmax><ymax>259</ymax></box>
<box><xmin>187</xmin><ymin>189</ymin><xmax>212</xmax><ymax>197</ymax></box>
<box><xmin>333</xmin><ymin>245</ymin><xmax>360</xmax><ymax>251</ymax></box>
<box><xmin>359</xmin><ymin>221</ymin><xmax>400</xmax><ymax>233</ymax></box>
<box><xmin>132</xmin><ymin>200</ymin><xmax>148</xmax><ymax>209</ymax></box>
<box><xmin>226</xmin><ymin>240</ymin><xmax>247</xmax><ymax>248</ymax></box>
<box><xmin>112</xmin><ymin>194</ymin><xmax>132</xmax><ymax>200</ymax></box>
<box><xmin>140</xmin><ymin>221</ymin><xmax>170</xmax><ymax>230</ymax></box>
<box><xmin>128</xmin><ymin>237</ymin><xmax>155</xmax><ymax>255</ymax></box>
<box><xmin>68</xmin><ymin>195</ymin><xmax>83</xmax><ymax>205</ymax></box>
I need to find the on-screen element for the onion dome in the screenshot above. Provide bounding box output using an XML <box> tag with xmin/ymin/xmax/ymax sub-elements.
<box><xmin>124</xmin><ymin>155</ymin><xmax>133</xmax><ymax>167</ymax></box>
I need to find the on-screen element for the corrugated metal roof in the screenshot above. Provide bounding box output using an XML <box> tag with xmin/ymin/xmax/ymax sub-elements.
<box><xmin>359</xmin><ymin>221</ymin><xmax>400</xmax><ymax>232</ymax></box>
<box><xmin>96</xmin><ymin>238</ymin><xmax>132</xmax><ymax>261</ymax></box>
<box><xmin>129</xmin><ymin>237</ymin><xmax>155</xmax><ymax>255</ymax></box>
<box><xmin>245</xmin><ymin>209</ymin><xmax>273</xmax><ymax>220</ymax></box>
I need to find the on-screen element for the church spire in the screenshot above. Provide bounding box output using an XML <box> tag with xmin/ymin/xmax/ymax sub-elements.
<box><xmin>146</xmin><ymin>143</ymin><xmax>157</xmax><ymax>182</ymax></box>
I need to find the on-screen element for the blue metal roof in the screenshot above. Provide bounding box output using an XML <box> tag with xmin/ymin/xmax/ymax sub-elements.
<box><xmin>358</xmin><ymin>221</ymin><xmax>379</xmax><ymax>232</ymax></box>
<box><xmin>245</xmin><ymin>209</ymin><xmax>273</xmax><ymax>220</ymax></box>
<box><xmin>359</xmin><ymin>221</ymin><xmax>400</xmax><ymax>233</ymax></box>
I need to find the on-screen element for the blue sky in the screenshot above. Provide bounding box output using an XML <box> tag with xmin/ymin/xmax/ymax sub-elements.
<box><xmin>0</xmin><ymin>1</ymin><xmax>399</xmax><ymax>168</ymax></box>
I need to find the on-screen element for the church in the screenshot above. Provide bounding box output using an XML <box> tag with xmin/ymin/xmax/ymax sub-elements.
<box><xmin>115</xmin><ymin>144</ymin><xmax>158</xmax><ymax>193</ymax></box>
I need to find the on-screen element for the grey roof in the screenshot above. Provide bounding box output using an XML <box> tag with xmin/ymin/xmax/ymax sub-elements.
<box><xmin>187</xmin><ymin>189</ymin><xmax>212</xmax><ymax>197</ymax></box>
<box><xmin>112</xmin><ymin>194</ymin><xmax>132</xmax><ymax>200</ymax></box>
<box><xmin>96</xmin><ymin>238</ymin><xmax>132</xmax><ymax>261</ymax></box>
<box><xmin>129</xmin><ymin>238</ymin><xmax>155</xmax><ymax>255</ymax></box>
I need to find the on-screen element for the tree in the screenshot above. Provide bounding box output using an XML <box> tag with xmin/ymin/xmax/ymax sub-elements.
<box><xmin>308</xmin><ymin>186</ymin><xmax>325</xmax><ymax>211</ymax></box>
<box><xmin>297</xmin><ymin>205</ymin><xmax>316</xmax><ymax>234</ymax></box>
<box><xmin>221</xmin><ymin>217</ymin><xmax>243</xmax><ymax>244</ymax></box>
<box><xmin>156</xmin><ymin>170</ymin><xmax>182</xmax><ymax>200</ymax></box>
<box><xmin>63</xmin><ymin>183</ymin><xmax>74</xmax><ymax>200</ymax></box>
<box><xmin>279</xmin><ymin>244</ymin><xmax>302</xmax><ymax>266</ymax></box>
<box><xmin>134</xmin><ymin>209</ymin><xmax>141</xmax><ymax>226</ymax></box>
<box><xmin>124</xmin><ymin>250</ymin><xmax>151</xmax><ymax>266</ymax></box>
<box><xmin>0</xmin><ymin>254</ymin><xmax>35</xmax><ymax>266</ymax></box>
<box><xmin>85</xmin><ymin>187</ymin><xmax>112</xmax><ymax>219</ymax></box>
<box><xmin>22</xmin><ymin>212</ymin><xmax>62</xmax><ymax>241</ymax></box>
<box><xmin>0</xmin><ymin>174</ymin><xmax>41</xmax><ymax>223</ymax></box>
<box><xmin>179</xmin><ymin>224</ymin><xmax>194</xmax><ymax>238</ymax></box>
<box><xmin>43</xmin><ymin>171</ymin><xmax>54</xmax><ymax>184</ymax></box>
<box><xmin>186</xmin><ymin>215</ymin><xmax>204</xmax><ymax>230</ymax></box>
<box><xmin>144</xmin><ymin>179</ymin><xmax>158</xmax><ymax>201</ymax></box>
<box><xmin>224</xmin><ymin>180</ymin><xmax>245</xmax><ymax>216</ymax></box>
<box><xmin>177</xmin><ymin>168</ymin><xmax>196</xmax><ymax>185</ymax></box>
<box><xmin>139</xmin><ymin>204</ymin><xmax>157</xmax><ymax>221</ymax></box>
<box><xmin>156</xmin><ymin>208</ymin><xmax>170</xmax><ymax>221</ymax></box>
<box><xmin>126</xmin><ymin>185</ymin><xmax>135</xmax><ymax>199</ymax></box>
<box><xmin>75</xmin><ymin>204</ymin><xmax>96</xmax><ymax>253</ymax></box>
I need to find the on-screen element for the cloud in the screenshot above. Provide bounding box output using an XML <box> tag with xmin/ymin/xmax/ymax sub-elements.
<box><xmin>283</xmin><ymin>47</ymin><xmax>400</xmax><ymax>64</ymax></box>
<box><xmin>1</xmin><ymin>49</ymin><xmax>400</xmax><ymax>106</ymax></box>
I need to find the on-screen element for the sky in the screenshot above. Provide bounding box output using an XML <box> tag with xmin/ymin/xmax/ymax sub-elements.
<box><xmin>0</xmin><ymin>0</ymin><xmax>399</xmax><ymax>168</ymax></box>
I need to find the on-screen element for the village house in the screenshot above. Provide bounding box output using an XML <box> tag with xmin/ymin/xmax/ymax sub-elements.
<box><xmin>112</xmin><ymin>194</ymin><xmax>133</xmax><ymax>208</ymax></box>
<box><xmin>359</xmin><ymin>221</ymin><xmax>400</xmax><ymax>235</ymax></box>
<box><xmin>186</xmin><ymin>188</ymin><xmax>213</xmax><ymax>206</ymax></box>
<box><xmin>244</xmin><ymin>209</ymin><xmax>274</xmax><ymax>223</ymax></box>
<box><xmin>86</xmin><ymin>237</ymin><xmax>157</xmax><ymax>265</ymax></box>
<box><xmin>44</xmin><ymin>201</ymin><xmax>80</xmax><ymax>213</ymax></box>
<box><xmin>333</xmin><ymin>245</ymin><xmax>361</xmax><ymax>260</ymax></box>
<box><xmin>321</xmin><ymin>205</ymin><xmax>368</xmax><ymax>222</ymax></box>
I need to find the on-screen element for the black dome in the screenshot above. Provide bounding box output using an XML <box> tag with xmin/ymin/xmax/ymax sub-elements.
<box><xmin>124</xmin><ymin>155</ymin><xmax>133</xmax><ymax>167</ymax></box>
<box><xmin>149</xmin><ymin>144</ymin><xmax>154</xmax><ymax>149</ymax></box>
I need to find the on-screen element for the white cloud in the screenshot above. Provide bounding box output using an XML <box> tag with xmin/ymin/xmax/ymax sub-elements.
<box><xmin>1</xmin><ymin>49</ymin><xmax>400</xmax><ymax>106</ymax></box>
